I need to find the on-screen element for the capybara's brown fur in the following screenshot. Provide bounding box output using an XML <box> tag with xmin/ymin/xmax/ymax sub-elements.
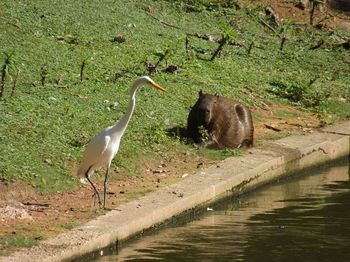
<box><xmin>187</xmin><ymin>91</ymin><xmax>254</xmax><ymax>149</ymax></box>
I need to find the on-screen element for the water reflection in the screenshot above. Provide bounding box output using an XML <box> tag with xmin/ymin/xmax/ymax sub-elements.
<box><xmin>98</xmin><ymin>160</ymin><xmax>349</xmax><ymax>261</ymax></box>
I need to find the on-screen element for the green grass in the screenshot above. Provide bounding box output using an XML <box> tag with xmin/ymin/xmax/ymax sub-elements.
<box><xmin>0</xmin><ymin>0</ymin><xmax>349</xmax><ymax>193</ymax></box>
<box><xmin>0</xmin><ymin>235</ymin><xmax>41</xmax><ymax>250</ymax></box>
<box><xmin>320</xmin><ymin>99</ymin><xmax>350</xmax><ymax>122</ymax></box>
<box><xmin>273</xmin><ymin>109</ymin><xmax>300</xmax><ymax>118</ymax></box>
<box><xmin>256</xmin><ymin>133</ymin><xmax>290</xmax><ymax>143</ymax></box>
<box><xmin>60</xmin><ymin>223</ymin><xmax>81</xmax><ymax>230</ymax></box>
<box><xmin>197</xmin><ymin>147</ymin><xmax>245</xmax><ymax>160</ymax></box>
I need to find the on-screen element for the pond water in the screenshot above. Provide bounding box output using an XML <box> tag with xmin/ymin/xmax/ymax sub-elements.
<box><xmin>97</xmin><ymin>159</ymin><xmax>350</xmax><ymax>262</ymax></box>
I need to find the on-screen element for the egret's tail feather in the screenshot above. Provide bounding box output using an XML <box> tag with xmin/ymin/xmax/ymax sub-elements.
<box><xmin>77</xmin><ymin>164</ymin><xmax>92</xmax><ymax>184</ymax></box>
<box><xmin>79</xmin><ymin>177</ymin><xmax>88</xmax><ymax>184</ymax></box>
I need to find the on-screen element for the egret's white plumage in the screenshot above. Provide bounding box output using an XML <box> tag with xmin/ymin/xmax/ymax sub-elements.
<box><xmin>77</xmin><ymin>76</ymin><xmax>165</xmax><ymax>209</ymax></box>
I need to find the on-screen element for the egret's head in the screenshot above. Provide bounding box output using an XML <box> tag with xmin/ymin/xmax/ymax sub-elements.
<box><xmin>136</xmin><ymin>76</ymin><xmax>166</xmax><ymax>92</ymax></box>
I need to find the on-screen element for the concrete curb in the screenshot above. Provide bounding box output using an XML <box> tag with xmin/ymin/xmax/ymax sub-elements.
<box><xmin>2</xmin><ymin>121</ymin><xmax>350</xmax><ymax>262</ymax></box>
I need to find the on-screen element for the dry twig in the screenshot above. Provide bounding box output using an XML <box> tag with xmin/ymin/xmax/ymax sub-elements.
<box><xmin>264</xmin><ymin>124</ymin><xmax>282</xmax><ymax>132</ymax></box>
<box><xmin>310</xmin><ymin>39</ymin><xmax>324</xmax><ymax>50</ymax></box>
<box><xmin>146</xmin><ymin>13</ymin><xmax>181</xmax><ymax>30</ymax></box>
<box><xmin>258</xmin><ymin>17</ymin><xmax>279</xmax><ymax>35</ymax></box>
<box><xmin>210</xmin><ymin>35</ymin><xmax>229</xmax><ymax>61</ymax></box>
<box><xmin>147</xmin><ymin>49</ymin><xmax>170</xmax><ymax>74</ymax></box>
<box><xmin>265</xmin><ymin>6</ymin><xmax>281</xmax><ymax>27</ymax></box>
<box><xmin>10</xmin><ymin>68</ymin><xmax>19</xmax><ymax>97</ymax></box>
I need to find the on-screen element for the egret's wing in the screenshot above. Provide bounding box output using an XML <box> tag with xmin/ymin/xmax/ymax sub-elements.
<box><xmin>78</xmin><ymin>127</ymin><xmax>112</xmax><ymax>176</ymax></box>
<box><xmin>84</xmin><ymin>130</ymin><xmax>111</xmax><ymax>162</ymax></box>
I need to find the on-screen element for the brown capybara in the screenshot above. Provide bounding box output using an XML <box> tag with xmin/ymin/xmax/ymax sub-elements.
<box><xmin>187</xmin><ymin>91</ymin><xmax>254</xmax><ymax>149</ymax></box>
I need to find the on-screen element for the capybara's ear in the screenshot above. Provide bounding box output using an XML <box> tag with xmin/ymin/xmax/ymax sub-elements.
<box><xmin>213</xmin><ymin>95</ymin><xmax>218</xmax><ymax>104</ymax></box>
<box><xmin>235</xmin><ymin>104</ymin><xmax>246</xmax><ymax>122</ymax></box>
<box><xmin>199</xmin><ymin>90</ymin><xmax>203</xmax><ymax>97</ymax></box>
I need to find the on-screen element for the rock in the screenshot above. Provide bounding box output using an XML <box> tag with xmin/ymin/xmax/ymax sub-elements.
<box><xmin>328</xmin><ymin>0</ymin><xmax>350</xmax><ymax>12</ymax></box>
<box><xmin>145</xmin><ymin>6</ymin><xmax>156</xmax><ymax>13</ymax></box>
<box><xmin>296</xmin><ymin>0</ymin><xmax>310</xmax><ymax>10</ymax></box>
<box><xmin>337</xmin><ymin>22</ymin><xmax>350</xmax><ymax>34</ymax></box>
<box><xmin>165</xmin><ymin>65</ymin><xmax>179</xmax><ymax>74</ymax></box>
<box><xmin>112</xmin><ymin>35</ymin><xmax>126</xmax><ymax>43</ymax></box>
<box><xmin>0</xmin><ymin>206</ymin><xmax>33</xmax><ymax>220</ymax></box>
<box><xmin>183</xmin><ymin>4</ymin><xmax>199</xmax><ymax>13</ymax></box>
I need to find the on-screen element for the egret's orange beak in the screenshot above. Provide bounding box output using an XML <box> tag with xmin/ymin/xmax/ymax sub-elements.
<box><xmin>152</xmin><ymin>82</ymin><xmax>166</xmax><ymax>92</ymax></box>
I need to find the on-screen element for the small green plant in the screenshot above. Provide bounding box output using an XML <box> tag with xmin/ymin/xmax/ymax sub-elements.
<box><xmin>0</xmin><ymin>51</ymin><xmax>16</xmax><ymax>97</ymax></box>
<box><xmin>198</xmin><ymin>125</ymin><xmax>209</xmax><ymax>143</ymax></box>
<box><xmin>80</xmin><ymin>57</ymin><xmax>91</xmax><ymax>82</ymax></box>
<box><xmin>210</xmin><ymin>20</ymin><xmax>236</xmax><ymax>61</ymax></box>
<box><xmin>40</xmin><ymin>63</ymin><xmax>48</xmax><ymax>87</ymax></box>
<box><xmin>279</xmin><ymin>22</ymin><xmax>292</xmax><ymax>51</ymax></box>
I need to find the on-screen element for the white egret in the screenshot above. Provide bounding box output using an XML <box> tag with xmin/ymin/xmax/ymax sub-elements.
<box><xmin>77</xmin><ymin>76</ymin><xmax>166</xmax><ymax>209</ymax></box>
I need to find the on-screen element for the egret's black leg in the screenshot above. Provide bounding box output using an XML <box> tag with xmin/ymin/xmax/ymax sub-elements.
<box><xmin>103</xmin><ymin>166</ymin><xmax>109</xmax><ymax>209</ymax></box>
<box><xmin>85</xmin><ymin>166</ymin><xmax>102</xmax><ymax>208</ymax></box>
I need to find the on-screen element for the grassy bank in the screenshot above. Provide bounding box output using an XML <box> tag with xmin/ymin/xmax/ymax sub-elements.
<box><xmin>0</xmin><ymin>0</ymin><xmax>349</xmax><ymax>194</ymax></box>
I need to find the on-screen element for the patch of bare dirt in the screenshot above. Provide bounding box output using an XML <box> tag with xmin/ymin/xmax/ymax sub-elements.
<box><xmin>253</xmin><ymin>103</ymin><xmax>321</xmax><ymax>139</ymax></box>
<box><xmin>251</xmin><ymin>0</ymin><xmax>349</xmax><ymax>30</ymax></box>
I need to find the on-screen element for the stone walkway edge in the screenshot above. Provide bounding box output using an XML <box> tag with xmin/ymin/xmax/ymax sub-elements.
<box><xmin>3</xmin><ymin>121</ymin><xmax>350</xmax><ymax>262</ymax></box>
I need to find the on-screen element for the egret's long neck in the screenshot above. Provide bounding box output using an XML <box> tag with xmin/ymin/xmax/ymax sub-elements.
<box><xmin>111</xmin><ymin>83</ymin><xmax>139</xmax><ymax>137</ymax></box>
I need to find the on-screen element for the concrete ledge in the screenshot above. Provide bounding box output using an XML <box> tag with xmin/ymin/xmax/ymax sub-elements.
<box><xmin>2</xmin><ymin>121</ymin><xmax>350</xmax><ymax>262</ymax></box>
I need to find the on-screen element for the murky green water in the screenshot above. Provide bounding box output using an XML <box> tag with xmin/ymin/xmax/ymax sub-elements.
<box><xmin>98</xmin><ymin>159</ymin><xmax>350</xmax><ymax>261</ymax></box>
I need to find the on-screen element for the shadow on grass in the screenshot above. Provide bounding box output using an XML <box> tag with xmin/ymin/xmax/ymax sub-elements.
<box><xmin>166</xmin><ymin>126</ymin><xmax>188</xmax><ymax>141</ymax></box>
